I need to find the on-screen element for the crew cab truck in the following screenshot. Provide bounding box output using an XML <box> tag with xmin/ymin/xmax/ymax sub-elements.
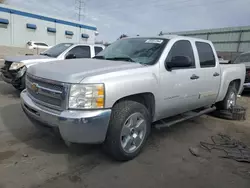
<box><xmin>1</xmin><ymin>43</ymin><xmax>104</xmax><ymax>90</ymax></box>
<box><xmin>20</xmin><ymin>36</ymin><xmax>245</xmax><ymax>161</ymax></box>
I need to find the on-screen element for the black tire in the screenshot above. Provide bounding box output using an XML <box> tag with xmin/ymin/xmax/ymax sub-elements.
<box><xmin>104</xmin><ymin>100</ymin><xmax>151</xmax><ymax>161</ymax></box>
<box><xmin>13</xmin><ymin>84</ymin><xmax>24</xmax><ymax>91</ymax></box>
<box><xmin>12</xmin><ymin>76</ymin><xmax>25</xmax><ymax>91</ymax></box>
<box><xmin>216</xmin><ymin>85</ymin><xmax>237</xmax><ymax>110</ymax></box>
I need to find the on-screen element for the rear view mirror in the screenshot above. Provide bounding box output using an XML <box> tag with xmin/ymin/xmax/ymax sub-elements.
<box><xmin>65</xmin><ymin>54</ymin><xmax>76</xmax><ymax>59</ymax></box>
<box><xmin>166</xmin><ymin>56</ymin><xmax>192</xmax><ymax>70</ymax></box>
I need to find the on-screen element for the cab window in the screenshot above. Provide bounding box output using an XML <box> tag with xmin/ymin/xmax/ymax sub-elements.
<box><xmin>166</xmin><ymin>40</ymin><xmax>195</xmax><ymax>69</ymax></box>
<box><xmin>94</xmin><ymin>46</ymin><xmax>103</xmax><ymax>55</ymax></box>
<box><xmin>67</xmin><ymin>46</ymin><xmax>91</xmax><ymax>58</ymax></box>
<box><xmin>196</xmin><ymin>42</ymin><xmax>216</xmax><ymax>68</ymax></box>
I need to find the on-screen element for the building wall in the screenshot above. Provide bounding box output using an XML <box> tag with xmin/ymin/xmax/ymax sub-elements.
<box><xmin>164</xmin><ymin>26</ymin><xmax>250</xmax><ymax>53</ymax></box>
<box><xmin>0</xmin><ymin>11</ymin><xmax>11</xmax><ymax>46</ymax></box>
<box><xmin>0</xmin><ymin>4</ymin><xmax>97</xmax><ymax>48</ymax></box>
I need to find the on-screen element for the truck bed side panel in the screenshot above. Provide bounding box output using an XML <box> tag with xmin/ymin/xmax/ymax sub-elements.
<box><xmin>216</xmin><ymin>64</ymin><xmax>245</xmax><ymax>102</ymax></box>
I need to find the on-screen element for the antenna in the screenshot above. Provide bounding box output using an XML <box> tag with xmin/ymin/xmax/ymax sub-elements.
<box><xmin>75</xmin><ymin>0</ymin><xmax>85</xmax><ymax>22</ymax></box>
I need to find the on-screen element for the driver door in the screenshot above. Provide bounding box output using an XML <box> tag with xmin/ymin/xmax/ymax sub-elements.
<box><xmin>158</xmin><ymin>40</ymin><xmax>201</xmax><ymax>119</ymax></box>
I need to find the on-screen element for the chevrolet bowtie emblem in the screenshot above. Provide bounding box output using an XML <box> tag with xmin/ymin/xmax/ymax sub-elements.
<box><xmin>31</xmin><ymin>83</ymin><xmax>39</xmax><ymax>93</ymax></box>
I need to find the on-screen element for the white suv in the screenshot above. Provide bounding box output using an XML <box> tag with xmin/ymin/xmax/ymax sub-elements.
<box><xmin>26</xmin><ymin>41</ymin><xmax>51</xmax><ymax>50</ymax></box>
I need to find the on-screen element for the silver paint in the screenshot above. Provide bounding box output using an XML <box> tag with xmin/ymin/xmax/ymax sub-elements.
<box><xmin>20</xmin><ymin>35</ymin><xmax>246</xmax><ymax>144</ymax></box>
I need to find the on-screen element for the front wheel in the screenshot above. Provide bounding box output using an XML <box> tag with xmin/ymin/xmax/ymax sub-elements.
<box><xmin>104</xmin><ymin>100</ymin><xmax>151</xmax><ymax>161</ymax></box>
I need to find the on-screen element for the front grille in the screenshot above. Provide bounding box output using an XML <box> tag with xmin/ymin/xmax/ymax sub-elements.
<box><xmin>27</xmin><ymin>74</ymin><xmax>63</xmax><ymax>91</ymax></box>
<box><xmin>27</xmin><ymin>87</ymin><xmax>62</xmax><ymax>106</ymax></box>
<box><xmin>26</xmin><ymin>74</ymin><xmax>67</xmax><ymax>110</ymax></box>
<box><xmin>245</xmin><ymin>69</ymin><xmax>250</xmax><ymax>83</ymax></box>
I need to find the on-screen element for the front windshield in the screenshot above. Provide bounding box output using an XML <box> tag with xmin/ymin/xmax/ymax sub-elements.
<box><xmin>233</xmin><ymin>53</ymin><xmax>250</xmax><ymax>64</ymax></box>
<box><xmin>40</xmin><ymin>43</ymin><xmax>73</xmax><ymax>58</ymax></box>
<box><xmin>96</xmin><ymin>38</ymin><xmax>168</xmax><ymax>65</ymax></box>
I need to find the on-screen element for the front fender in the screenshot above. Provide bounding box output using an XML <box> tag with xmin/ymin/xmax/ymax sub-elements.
<box><xmin>104</xmin><ymin>72</ymin><xmax>159</xmax><ymax>108</ymax></box>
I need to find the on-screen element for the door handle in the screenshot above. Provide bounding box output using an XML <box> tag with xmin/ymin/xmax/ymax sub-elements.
<box><xmin>213</xmin><ymin>72</ymin><xmax>220</xmax><ymax>77</ymax></box>
<box><xmin>190</xmin><ymin>74</ymin><xmax>199</xmax><ymax>80</ymax></box>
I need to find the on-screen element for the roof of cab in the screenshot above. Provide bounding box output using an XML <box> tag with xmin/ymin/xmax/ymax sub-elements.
<box><xmin>71</xmin><ymin>43</ymin><xmax>104</xmax><ymax>47</ymax></box>
<box><xmin>128</xmin><ymin>35</ymin><xmax>212</xmax><ymax>43</ymax></box>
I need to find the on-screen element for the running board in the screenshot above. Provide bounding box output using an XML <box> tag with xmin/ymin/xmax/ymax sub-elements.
<box><xmin>155</xmin><ymin>106</ymin><xmax>216</xmax><ymax>129</ymax></box>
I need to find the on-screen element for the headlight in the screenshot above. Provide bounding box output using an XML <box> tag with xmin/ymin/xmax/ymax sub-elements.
<box><xmin>69</xmin><ymin>84</ymin><xmax>105</xmax><ymax>109</ymax></box>
<box><xmin>9</xmin><ymin>62</ymin><xmax>25</xmax><ymax>70</ymax></box>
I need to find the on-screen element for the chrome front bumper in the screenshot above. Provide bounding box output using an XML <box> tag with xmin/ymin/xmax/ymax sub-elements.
<box><xmin>21</xmin><ymin>90</ymin><xmax>111</xmax><ymax>144</ymax></box>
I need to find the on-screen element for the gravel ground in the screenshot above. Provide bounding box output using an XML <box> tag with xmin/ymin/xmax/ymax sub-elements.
<box><xmin>0</xmin><ymin>74</ymin><xmax>250</xmax><ymax>188</ymax></box>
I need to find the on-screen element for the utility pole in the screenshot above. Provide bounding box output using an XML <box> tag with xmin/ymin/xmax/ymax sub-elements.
<box><xmin>75</xmin><ymin>0</ymin><xmax>85</xmax><ymax>22</ymax></box>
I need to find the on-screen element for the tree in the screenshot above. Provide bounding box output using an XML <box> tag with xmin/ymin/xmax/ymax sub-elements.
<box><xmin>0</xmin><ymin>0</ymin><xmax>5</xmax><ymax>3</ymax></box>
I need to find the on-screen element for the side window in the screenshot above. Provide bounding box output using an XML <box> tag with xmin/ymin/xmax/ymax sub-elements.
<box><xmin>67</xmin><ymin>46</ymin><xmax>91</xmax><ymax>58</ymax></box>
<box><xmin>94</xmin><ymin>46</ymin><xmax>103</xmax><ymax>55</ymax></box>
<box><xmin>166</xmin><ymin>40</ymin><xmax>195</xmax><ymax>69</ymax></box>
<box><xmin>196</xmin><ymin>42</ymin><xmax>216</xmax><ymax>68</ymax></box>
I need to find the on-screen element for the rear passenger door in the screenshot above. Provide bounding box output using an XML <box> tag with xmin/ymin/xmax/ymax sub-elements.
<box><xmin>194</xmin><ymin>41</ymin><xmax>221</xmax><ymax>107</ymax></box>
<box><xmin>66</xmin><ymin>46</ymin><xmax>91</xmax><ymax>59</ymax></box>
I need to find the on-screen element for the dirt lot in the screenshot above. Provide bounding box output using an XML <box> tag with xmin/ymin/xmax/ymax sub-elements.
<box><xmin>0</xmin><ymin>70</ymin><xmax>250</xmax><ymax>188</ymax></box>
<box><xmin>0</xmin><ymin>46</ymin><xmax>43</xmax><ymax>59</ymax></box>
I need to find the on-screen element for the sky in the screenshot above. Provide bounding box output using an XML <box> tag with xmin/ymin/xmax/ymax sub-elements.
<box><xmin>4</xmin><ymin>0</ymin><xmax>250</xmax><ymax>42</ymax></box>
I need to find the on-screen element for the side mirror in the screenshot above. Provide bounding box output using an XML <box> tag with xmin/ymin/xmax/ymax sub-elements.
<box><xmin>166</xmin><ymin>56</ymin><xmax>192</xmax><ymax>70</ymax></box>
<box><xmin>65</xmin><ymin>54</ymin><xmax>76</xmax><ymax>59</ymax></box>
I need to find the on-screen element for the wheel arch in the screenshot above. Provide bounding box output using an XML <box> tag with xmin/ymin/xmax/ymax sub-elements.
<box><xmin>217</xmin><ymin>78</ymin><xmax>242</xmax><ymax>102</ymax></box>
<box><xmin>112</xmin><ymin>93</ymin><xmax>156</xmax><ymax>121</ymax></box>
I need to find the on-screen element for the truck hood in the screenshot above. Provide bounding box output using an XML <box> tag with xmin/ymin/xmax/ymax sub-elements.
<box><xmin>28</xmin><ymin>58</ymin><xmax>143</xmax><ymax>83</ymax></box>
<box><xmin>4</xmin><ymin>55</ymin><xmax>55</xmax><ymax>64</ymax></box>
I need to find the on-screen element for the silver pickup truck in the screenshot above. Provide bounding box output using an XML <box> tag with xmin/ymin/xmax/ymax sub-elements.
<box><xmin>20</xmin><ymin>35</ymin><xmax>245</xmax><ymax>161</ymax></box>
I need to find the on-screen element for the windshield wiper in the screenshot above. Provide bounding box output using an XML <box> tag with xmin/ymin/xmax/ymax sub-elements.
<box><xmin>138</xmin><ymin>62</ymin><xmax>149</xmax><ymax>66</ymax></box>
<box><xmin>93</xmin><ymin>55</ymin><xmax>106</xmax><ymax>59</ymax></box>
<box><xmin>106</xmin><ymin>57</ymin><xmax>135</xmax><ymax>62</ymax></box>
<box><xmin>94</xmin><ymin>55</ymin><xmax>148</xmax><ymax>65</ymax></box>
<box><xmin>40</xmin><ymin>53</ymin><xmax>52</xmax><ymax>57</ymax></box>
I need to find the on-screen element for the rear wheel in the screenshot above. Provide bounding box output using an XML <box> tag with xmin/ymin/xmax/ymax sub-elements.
<box><xmin>216</xmin><ymin>85</ymin><xmax>237</xmax><ymax>110</ymax></box>
<box><xmin>104</xmin><ymin>100</ymin><xmax>151</xmax><ymax>161</ymax></box>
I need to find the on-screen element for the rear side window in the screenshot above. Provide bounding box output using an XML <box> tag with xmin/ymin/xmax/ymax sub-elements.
<box><xmin>166</xmin><ymin>40</ymin><xmax>195</xmax><ymax>68</ymax></box>
<box><xmin>196</xmin><ymin>42</ymin><xmax>216</xmax><ymax>68</ymax></box>
<box><xmin>94</xmin><ymin>46</ymin><xmax>103</xmax><ymax>55</ymax></box>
